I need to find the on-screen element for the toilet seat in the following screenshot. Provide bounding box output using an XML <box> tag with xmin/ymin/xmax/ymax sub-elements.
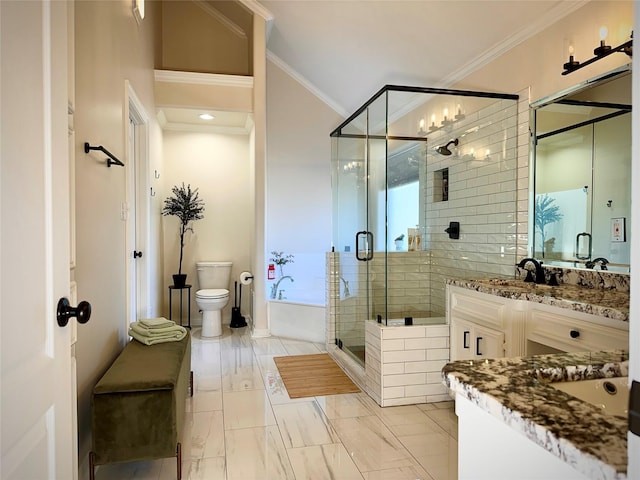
<box><xmin>196</xmin><ymin>288</ymin><xmax>229</xmax><ymax>299</ymax></box>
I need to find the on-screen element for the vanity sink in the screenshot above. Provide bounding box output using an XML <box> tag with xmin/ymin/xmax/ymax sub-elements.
<box><xmin>550</xmin><ymin>377</ymin><xmax>629</xmax><ymax>418</ymax></box>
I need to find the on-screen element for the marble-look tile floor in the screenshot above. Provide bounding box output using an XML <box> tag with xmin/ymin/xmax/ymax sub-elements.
<box><xmin>95</xmin><ymin>327</ymin><xmax>458</xmax><ymax>480</ymax></box>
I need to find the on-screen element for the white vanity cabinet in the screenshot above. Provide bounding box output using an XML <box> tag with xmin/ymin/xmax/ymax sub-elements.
<box><xmin>451</xmin><ymin>318</ymin><xmax>504</xmax><ymax>360</ymax></box>
<box><xmin>526</xmin><ymin>303</ymin><xmax>629</xmax><ymax>354</ymax></box>
<box><xmin>447</xmin><ymin>283</ymin><xmax>629</xmax><ymax>360</ymax></box>
<box><xmin>448</xmin><ymin>286</ymin><xmax>526</xmax><ymax>360</ymax></box>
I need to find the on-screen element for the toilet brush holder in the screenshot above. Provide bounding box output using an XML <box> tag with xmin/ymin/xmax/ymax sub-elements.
<box><xmin>230</xmin><ymin>281</ymin><xmax>247</xmax><ymax>328</ymax></box>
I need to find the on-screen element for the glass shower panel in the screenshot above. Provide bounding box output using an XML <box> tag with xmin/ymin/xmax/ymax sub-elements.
<box><xmin>332</xmin><ymin>129</ymin><xmax>368</xmax><ymax>365</ymax></box>
<box><xmin>331</xmin><ymin>85</ymin><xmax>519</xmax><ymax>368</ymax></box>
<box><xmin>367</xmin><ymin>92</ymin><xmax>389</xmax><ymax>324</ymax></box>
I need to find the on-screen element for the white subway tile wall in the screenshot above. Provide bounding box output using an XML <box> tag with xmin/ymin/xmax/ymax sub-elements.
<box><xmin>365</xmin><ymin>321</ymin><xmax>450</xmax><ymax>406</ymax></box>
<box><xmin>327</xmin><ymin>92</ymin><xmax>523</xmax><ymax>406</ymax></box>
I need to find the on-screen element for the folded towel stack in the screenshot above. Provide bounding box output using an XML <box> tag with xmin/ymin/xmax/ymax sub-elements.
<box><xmin>128</xmin><ymin>317</ymin><xmax>187</xmax><ymax>345</ymax></box>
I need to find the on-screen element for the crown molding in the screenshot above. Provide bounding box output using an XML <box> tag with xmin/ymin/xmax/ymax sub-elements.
<box><xmin>157</xmin><ymin>109</ymin><xmax>168</xmax><ymax>129</ymax></box>
<box><xmin>237</xmin><ymin>0</ymin><xmax>273</xmax><ymax>21</ymax></box>
<box><xmin>154</xmin><ymin>70</ymin><xmax>253</xmax><ymax>88</ymax></box>
<box><xmin>244</xmin><ymin>115</ymin><xmax>255</xmax><ymax>132</ymax></box>
<box><xmin>441</xmin><ymin>0</ymin><xmax>589</xmax><ymax>87</ymax></box>
<box><xmin>161</xmin><ymin>122</ymin><xmax>250</xmax><ymax>135</ymax></box>
<box><xmin>157</xmin><ymin>108</ymin><xmax>251</xmax><ymax>135</ymax></box>
<box><xmin>193</xmin><ymin>0</ymin><xmax>246</xmax><ymax>39</ymax></box>
<box><xmin>266</xmin><ymin>50</ymin><xmax>349</xmax><ymax>118</ymax></box>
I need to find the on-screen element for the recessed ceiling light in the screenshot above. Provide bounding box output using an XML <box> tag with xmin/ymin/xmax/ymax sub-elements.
<box><xmin>199</xmin><ymin>113</ymin><xmax>214</xmax><ymax>120</ymax></box>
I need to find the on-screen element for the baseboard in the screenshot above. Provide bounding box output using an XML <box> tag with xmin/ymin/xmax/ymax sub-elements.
<box><xmin>251</xmin><ymin>325</ymin><xmax>271</xmax><ymax>338</ymax></box>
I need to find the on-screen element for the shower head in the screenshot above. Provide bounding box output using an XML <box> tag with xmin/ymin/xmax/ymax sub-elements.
<box><xmin>436</xmin><ymin>138</ymin><xmax>459</xmax><ymax>156</ymax></box>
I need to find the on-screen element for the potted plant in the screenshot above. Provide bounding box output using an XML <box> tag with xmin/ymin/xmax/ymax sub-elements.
<box><xmin>162</xmin><ymin>183</ymin><xmax>205</xmax><ymax>287</ymax></box>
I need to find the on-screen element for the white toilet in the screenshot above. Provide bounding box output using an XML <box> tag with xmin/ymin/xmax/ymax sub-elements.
<box><xmin>195</xmin><ymin>261</ymin><xmax>232</xmax><ymax>337</ymax></box>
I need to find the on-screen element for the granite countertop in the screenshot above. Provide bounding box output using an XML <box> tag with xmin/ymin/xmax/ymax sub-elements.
<box><xmin>443</xmin><ymin>351</ymin><xmax>629</xmax><ymax>480</ymax></box>
<box><xmin>447</xmin><ymin>277</ymin><xmax>629</xmax><ymax>322</ymax></box>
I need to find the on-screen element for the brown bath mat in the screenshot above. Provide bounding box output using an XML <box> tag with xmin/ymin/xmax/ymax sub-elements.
<box><xmin>274</xmin><ymin>353</ymin><xmax>360</xmax><ymax>399</ymax></box>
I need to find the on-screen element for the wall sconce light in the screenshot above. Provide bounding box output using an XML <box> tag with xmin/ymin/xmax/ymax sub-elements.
<box><xmin>594</xmin><ymin>26</ymin><xmax>612</xmax><ymax>56</ymax></box>
<box><xmin>441</xmin><ymin>108</ymin><xmax>452</xmax><ymax>127</ymax></box>
<box><xmin>418</xmin><ymin>119</ymin><xmax>427</xmax><ymax>137</ymax></box>
<box><xmin>563</xmin><ymin>44</ymin><xmax>579</xmax><ymax>71</ymax></box>
<box><xmin>429</xmin><ymin>114</ymin><xmax>438</xmax><ymax>132</ymax></box>
<box><xmin>562</xmin><ymin>28</ymin><xmax>632</xmax><ymax>75</ymax></box>
<box><xmin>423</xmin><ymin>104</ymin><xmax>466</xmax><ymax>136</ymax></box>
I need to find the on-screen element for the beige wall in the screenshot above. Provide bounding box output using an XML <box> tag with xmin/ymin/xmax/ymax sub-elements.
<box><xmin>453</xmin><ymin>0</ymin><xmax>632</xmax><ymax>263</ymax></box>
<box><xmin>160</xmin><ymin>0</ymin><xmax>250</xmax><ymax>75</ymax></box>
<box><xmin>265</xmin><ymin>59</ymin><xmax>342</xmax><ymax>299</ymax></box>
<box><xmin>161</xmin><ymin>130</ymin><xmax>252</xmax><ymax>323</ymax></box>
<box><xmin>456</xmin><ymin>2</ymin><xmax>632</xmax><ymax>101</ymax></box>
<box><xmin>74</xmin><ymin>0</ymin><xmax>162</xmax><ymax>476</ymax></box>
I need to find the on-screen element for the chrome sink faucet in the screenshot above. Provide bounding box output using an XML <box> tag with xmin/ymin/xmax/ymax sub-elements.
<box><xmin>271</xmin><ymin>276</ymin><xmax>294</xmax><ymax>299</ymax></box>
<box><xmin>517</xmin><ymin>258</ymin><xmax>546</xmax><ymax>284</ymax></box>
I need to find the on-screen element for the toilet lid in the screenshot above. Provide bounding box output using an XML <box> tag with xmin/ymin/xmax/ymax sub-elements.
<box><xmin>196</xmin><ymin>288</ymin><xmax>229</xmax><ymax>299</ymax></box>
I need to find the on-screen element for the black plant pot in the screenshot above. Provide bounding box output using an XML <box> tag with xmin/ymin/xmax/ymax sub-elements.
<box><xmin>173</xmin><ymin>274</ymin><xmax>187</xmax><ymax>288</ymax></box>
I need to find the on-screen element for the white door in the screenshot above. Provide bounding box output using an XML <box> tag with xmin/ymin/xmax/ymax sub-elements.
<box><xmin>125</xmin><ymin>85</ymin><xmax>150</xmax><ymax>327</ymax></box>
<box><xmin>127</xmin><ymin>117</ymin><xmax>140</xmax><ymax>325</ymax></box>
<box><xmin>1</xmin><ymin>2</ymin><xmax>77</xmax><ymax>479</ymax></box>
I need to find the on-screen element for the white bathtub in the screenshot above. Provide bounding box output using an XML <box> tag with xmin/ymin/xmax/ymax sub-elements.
<box><xmin>268</xmin><ymin>296</ymin><xmax>326</xmax><ymax>343</ymax></box>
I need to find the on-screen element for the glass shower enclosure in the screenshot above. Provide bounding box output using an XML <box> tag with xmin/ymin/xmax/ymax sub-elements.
<box><xmin>330</xmin><ymin>86</ymin><xmax>519</xmax><ymax>367</ymax></box>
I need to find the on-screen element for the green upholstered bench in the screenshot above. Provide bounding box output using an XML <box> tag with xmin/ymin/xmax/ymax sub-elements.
<box><xmin>89</xmin><ymin>331</ymin><xmax>192</xmax><ymax>480</ymax></box>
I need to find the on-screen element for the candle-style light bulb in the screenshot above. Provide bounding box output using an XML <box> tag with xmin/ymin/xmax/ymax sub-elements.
<box><xmin>429</xmin><ymin>113</ymin><xmax>438</xmax><ymax>131</ymax></box>
<box><xmin>599</xmin><ymin>26</ymin><xmax>608</xmax><ymax>41</ymax></box>
<box><xmin>563</xmin><ymin>42</ymin><xmax>579</xmax><ymax>72</ymax></box>
<box><xmin>441</xmin><ymin>108</ymin><xmax>451</xmax><ymax>126</ymax></box>
<box><xmin>594</xmin><ymin>25</ymin><xmax>611</xmax><ymax>56</ymax></box>
<box><xmin>418</xmin><ymin>118</ymin><xmax>426</xmax><ymax>136</ymax></box>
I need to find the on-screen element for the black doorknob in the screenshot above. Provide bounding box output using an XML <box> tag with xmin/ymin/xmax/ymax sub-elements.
<box><xmin>57</xmin><ymin>297</ymin><xmax>92</xmax><ymax>327</ymax></box>
<box><xmin>133</xmin><ymin>250</ymin><xmax>143</xmax><ymax>258</ymax></box>
<box><xmin>570</xmin><ymin>329</ymin><xmax>580</xmax><ymax>338</ymax></box>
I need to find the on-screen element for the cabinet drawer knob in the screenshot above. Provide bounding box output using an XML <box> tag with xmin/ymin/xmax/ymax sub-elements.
<box><xmin>570</xmin><ymin>330</ymin><xmax>580</xmax><ymax>339</ymax></box>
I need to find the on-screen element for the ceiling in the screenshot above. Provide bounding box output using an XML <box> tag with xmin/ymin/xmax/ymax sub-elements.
<box><xmin>261</xmin><ymin>0</ymin><xmax>586</xmax><ymax>116</ymax></box>
<box><xmin>158</xmin><ymin>0</ymin><xmax>587</xmax><ymax>130</ymax></box>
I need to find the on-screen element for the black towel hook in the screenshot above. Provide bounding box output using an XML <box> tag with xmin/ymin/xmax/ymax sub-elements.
<box><xmin>84</xmin><ymin>142</ymin><xmax>124</xmax><ymax>167</ymax></box>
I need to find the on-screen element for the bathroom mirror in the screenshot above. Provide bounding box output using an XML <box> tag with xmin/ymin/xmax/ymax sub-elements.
<box><xmin>530</xmin><ymin>65</ymin><xmax>631</xmax><ymax>272</ymax></box>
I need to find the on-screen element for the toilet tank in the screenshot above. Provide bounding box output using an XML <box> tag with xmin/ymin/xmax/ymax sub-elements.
<box><xmin>196</xmin><ymin>261</ymin><xmax>232</xmax><ymax>290</ymax></box>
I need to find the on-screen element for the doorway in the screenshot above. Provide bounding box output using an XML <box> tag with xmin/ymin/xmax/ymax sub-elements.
<box><xmin>125</xmin><ymin>83</ymin><xmax>150</xmax><ymax>327</ymax></box>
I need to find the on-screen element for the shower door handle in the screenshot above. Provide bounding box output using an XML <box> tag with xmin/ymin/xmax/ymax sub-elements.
<box><xmin>575</xmin><ymin>232</ymin><xmax>592</xmax><ymax>260</ymax></box>
<box><xmin>355</xmin><ymin>231</ymin><xmax>374</xmax><ymax>261</ymax></box>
